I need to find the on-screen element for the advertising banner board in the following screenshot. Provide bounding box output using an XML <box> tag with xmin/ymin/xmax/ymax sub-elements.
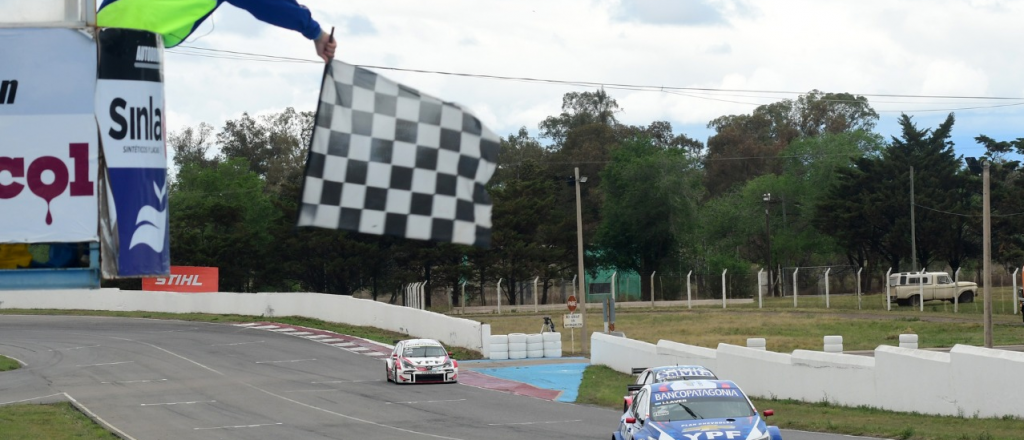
<box><xmin>142</xmin><ymin>266</ymin><xmax>219</xmax><ymax>293</ymax></box>
<box><xmin>95</xmin><ymin>28</ymin><xmax>169</xmax><ymax>277</ymax></box>
<box><xmin>0</xmin><ymin>28</ymin><xmax>98</xmax><ymax>243</ymax></box>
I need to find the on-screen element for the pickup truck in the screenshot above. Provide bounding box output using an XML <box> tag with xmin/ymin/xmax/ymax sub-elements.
<box><xmin>888</xmin><ymin>271</ymin><xmax>977</xmax><ymax>306</ymax></box>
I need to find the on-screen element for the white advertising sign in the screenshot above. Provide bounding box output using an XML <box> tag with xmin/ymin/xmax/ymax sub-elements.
<box><xmin>563</xmin><ymin>313</ymin><xmax>584</xmax><ymax>328</ymax></box>
<box><xmin>0</xmin><ymin>28</ymin><xmax>98</xmax><ymax>243</ymax></box>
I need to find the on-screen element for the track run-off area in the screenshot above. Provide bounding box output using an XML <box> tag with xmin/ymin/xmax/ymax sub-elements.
<box><xmin>0</xmin><ymin>315</ymin><xmax>881</xmax><ymax>440</ymax></box>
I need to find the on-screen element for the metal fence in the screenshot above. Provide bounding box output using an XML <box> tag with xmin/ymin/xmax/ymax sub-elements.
<box><xmin>395</xmin><ymin>265</ymin><xmax>1024</xmax><ymax>315</ymax></box>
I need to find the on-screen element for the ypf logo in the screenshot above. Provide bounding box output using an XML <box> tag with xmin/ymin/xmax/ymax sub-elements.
<box><xmin>0</xmin><ymin>143</ymin><xmax>94</xmax><ymax>224</ymax></box>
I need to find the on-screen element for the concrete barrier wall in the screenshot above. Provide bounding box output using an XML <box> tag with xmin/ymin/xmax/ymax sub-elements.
<box><xmin>592</xmin><ymin>333</ymin><xmax>1024</xmax><ymax>418</ymax></box>
<box><xmin>0</xmin><ymin>289</ymin><xmax>489</xmax><ymax>352</ymax></box>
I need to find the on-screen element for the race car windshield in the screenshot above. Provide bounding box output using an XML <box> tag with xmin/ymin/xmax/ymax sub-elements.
<box><xmin>649</xmin><ymin>390</ymin><xmax>754</xmax><ymax>422</ymax></box>
<box><xmin>404</xmin><ymin>346</ymin><xmax>446</xmax><ymax>358</ymax></box>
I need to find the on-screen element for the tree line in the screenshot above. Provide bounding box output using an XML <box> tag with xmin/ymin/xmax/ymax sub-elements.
<box><xmin>105</xmin><ymin>91</ymin><xmax>1024</xmax><ymax>306</ymax></box>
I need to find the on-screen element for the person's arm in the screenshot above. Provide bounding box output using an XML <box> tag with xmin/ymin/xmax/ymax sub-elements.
<box><xmin>225</xmin><ymin>0</ymin><xmax>322</xmax><ymax>40</ymax></box>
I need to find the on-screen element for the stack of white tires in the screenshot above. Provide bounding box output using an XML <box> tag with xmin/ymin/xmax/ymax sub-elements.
<box><xmin>542</xmin><ymin>332</ymin><xmax>562</xmax><ymax>358</ymax></box>
<box><xmin>526</xmin><ymin>333</ymin><xmax>545</xmax><ymax>358</ymax></box>
<box><xmin>487</xmin><ymin>333</ymin><xmax>562</xmax><ymax>359</ymax></box>
<box><xmin>488</xmin><ymin>334</ymin><xmax>509</xmax><ymax>360</ymax></box>
<box><xmin>508</xmin><ymin>333</ymin><xmax>528</xmax><ymax>359</ymax></box>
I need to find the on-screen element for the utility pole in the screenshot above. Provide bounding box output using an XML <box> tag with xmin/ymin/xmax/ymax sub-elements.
<box><xmin>910</xmin><ymin>166</ymin><xmax>917</xmax><ymax>272</ymax></box>
<box><xmin>574</xmin><ymin>167</ymin><xmax>587</xmax><ymax>355</ymax></box>
<box><xmin>763</xmin><ymin>193</ymin><xmax>773</xmax><ymax>297</ymax></box>
<box><xmin>983</xmin><ymin>161</ymin><xmax>992</xmax><ymax>348</ymax></box>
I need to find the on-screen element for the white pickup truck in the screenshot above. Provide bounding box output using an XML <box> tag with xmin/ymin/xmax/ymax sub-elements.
<box><xmin>888</xmin><ymin>271</ymin><xmax>977</xmax><ymax>306</ymax></box>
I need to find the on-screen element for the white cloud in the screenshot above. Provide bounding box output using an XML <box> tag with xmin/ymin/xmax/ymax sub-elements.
<box><xmin>152</xmin><ymin>0</ymin><xmax>1024</xmax><ymax>154</ymax></box>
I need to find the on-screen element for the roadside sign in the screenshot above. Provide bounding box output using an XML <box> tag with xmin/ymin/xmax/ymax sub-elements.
<box><xmin>567</xmin><ymin>295</ymin><xmax>578</xmax><ymax>312</ymax></box>
<box><xmin>563</xmin><ymin>313</ymin><xmax>583</xmax><ymax>328</ymax></box>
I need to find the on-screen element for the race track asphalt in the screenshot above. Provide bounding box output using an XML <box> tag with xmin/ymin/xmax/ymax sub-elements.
<box><xmin>0</xmin><ymin>315</ymin><xmax>884</xmax><ymax>440</ymax></box>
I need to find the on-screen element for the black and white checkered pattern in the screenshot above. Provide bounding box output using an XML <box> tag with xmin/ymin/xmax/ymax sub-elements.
<box><xmin>298</xmin><ymin>60</ymin><xmax>499</xmax><ymax>247</ymax></box>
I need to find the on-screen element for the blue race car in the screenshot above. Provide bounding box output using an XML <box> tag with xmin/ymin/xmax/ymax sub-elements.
<box><xmin>614</xmin><ymin>379</ymin><xmax>782</xmax><ymax>440</ymax></box>
<box><xmin>624</xmin><ymin>365</ymin><xmax>718</xmax><ymax>412</ymax></box>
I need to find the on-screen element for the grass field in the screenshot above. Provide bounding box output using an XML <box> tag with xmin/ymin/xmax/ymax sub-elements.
<box><xmin>469</xmin><ymin>292</ymin><xmax>1024</xmax><ymax>355</ymax></box>
<box><xmin>0</xmin><ymin>354</ymin><xmax>20</xmax><ymax>372</ymax></box>
<box><xmin>578</xmin><ymin>365</ymin><xmax>1023</xmax><ymax>440</ymax></box>
<box><xmin>0</xmin><ymin>403</ymin><xmax>118</xmax><ymax>440</ymax></box>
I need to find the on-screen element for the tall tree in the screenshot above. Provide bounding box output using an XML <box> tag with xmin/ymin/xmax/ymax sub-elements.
<box><xmin>704</xmin><ymin>90</ymin><xmax>878</xmax><ymax>197</ymax></box>
<box><xmin>816</xmin><ymin>114</ymin><xmax>964</xmax><ymax>273</ymax></box>
<box><xmin>595</xmin><ymin>135</ymin><xmax>703</xmax><ymax>300</ymax></box>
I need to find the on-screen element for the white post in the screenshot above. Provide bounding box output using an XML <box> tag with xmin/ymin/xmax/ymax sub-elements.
<box><xmin>919</xmin><ymin>271</ymin><xmax>925</xmax><ymax>312</ymax></box>
<box><xmin>419</xmin><ymin>282</ymin><xmax>426</xmax><ymax>310</ymax></box>
<box><xmin>825</xmin><ymin>267</ymin><xmax>831</xmax><ymax>309</ymax></box>
<box><xmin>571</xmin><ymin>275</ymin><xmax>577</xmax><ymax>299</ymax></box>
<box><xmin>721</xmin><ymin>269</ymin><xmax>728</xmax><ymax>309</ymax></box>
<box><xmin>758</xmin><ymin>268</ymin><xmax>764</xmax><ymax>309</ymax></box>
<box><xmin>461</xmin><ymin>282</ymin><xmax>467</xmax><ymax>314</ymax></box>
<box><xmin>954</xmin><ymin>268</ymin><xmax>961</xmax><ymax>313</ymax></box>
<box><xmin>686</xmin><ymin>270</ymin><xmax>693</xmax><ymax>309</ymax></box>
<box><xmin>857</xmin><ymin>267</ymin><xmax>863</xmax><ymax>310</ymax></box>
<box><xmin>886</xmin><ymin>267</ymin><xmax>892</xmax><ymax>311</ymax></box>
<box><xmin>611</xmin><ymin>271</ymin><xmax>618</xmax><ymax>303</ymax></box>
<box><xmin>534</xmin><ymin>276</ymin><xmax>540</xmax><ymax>313</ymax></box>
<box><xmin>793</xmin><ymin>268</ymin><xmax>799</xmax><ymax>308</ymax></box>
<box><xmin>497</xmin><ymin>278</ymin><xmax>503</xmax><ymax>315</ymax></box>
<box><xmin>448</xmin><ymin>282</ymin><xmax>453</xmax><ymax>309</ymax></box>
<box><xmin>1013</xmin><ymin>267</ymin><xmax>1019</xmax><ymax>315</ymax></box>
<box><xmin>85</xmin><ymin>0</ymin><xmax>97</xmax><ymax>26</ymax></box>
<box><xmin>650</xmin><ymin>271</ymin><xmax>656</xmax><ymax>308</ymax></box>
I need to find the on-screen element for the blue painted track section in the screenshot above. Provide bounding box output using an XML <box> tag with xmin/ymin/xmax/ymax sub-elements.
<box><xmin>469</xmin><ymin>362</ymin><xmax>589</xmax><ymax>402</ymax></box>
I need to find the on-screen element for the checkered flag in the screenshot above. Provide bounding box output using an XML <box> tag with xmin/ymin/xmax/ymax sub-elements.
<box><xmin>298</xmin><ymin>60</ymin><xmax>500</xmax><ymax>247</ymax></box>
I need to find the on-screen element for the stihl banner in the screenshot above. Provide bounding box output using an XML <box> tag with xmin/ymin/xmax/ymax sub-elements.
<box><xmin>142</xmin><ymin>266</ymin><xmax>218</xmax><ymax>293</ymax></box>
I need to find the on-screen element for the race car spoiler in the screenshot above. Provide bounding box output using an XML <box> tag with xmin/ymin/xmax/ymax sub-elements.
<box><xmin>631</xmin><ymin>367</ymin><xmax>647</xmax><ymax>374</ymax></box>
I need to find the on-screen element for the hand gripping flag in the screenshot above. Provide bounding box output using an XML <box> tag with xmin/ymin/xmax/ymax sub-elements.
<box><xmin>299</xmin><ymin>60</ymin><xmax>499</xmax><ymax>247</ymax></box>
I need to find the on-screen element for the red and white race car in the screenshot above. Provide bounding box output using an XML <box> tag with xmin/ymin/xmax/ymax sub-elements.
<box><xmin>385</xmin><ymin>339</ymin><xmax>458</xmax><ymax>384</ymax></box>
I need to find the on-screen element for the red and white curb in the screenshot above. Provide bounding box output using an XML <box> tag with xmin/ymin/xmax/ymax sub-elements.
<box><xmin>232</xmin><ymin>322</ymin><xmax>392</xmax><ymax>358</ymax></box>
<box><xmin>232</xmin><ymin>322</ymin><xmax>564</xmax><ymax>401</ymax></box>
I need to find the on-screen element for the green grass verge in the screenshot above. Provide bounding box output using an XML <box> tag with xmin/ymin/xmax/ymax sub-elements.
<box><xmin>577</xmin><ymin>365</ymin><xmax>1023</xmax><ymax>440</ymax></box>
<box><xmin>0</xmin><ymin>309</ymin><xmax>483</xmax><ymax>361</ymax></box>
<box><xmin>0</xmin><ymin>354</ymin><xmax>20</xmax><ymax>372</ymax></box>
<box><xmin>0</xmin><ymin>403</ymin><xmax>118</xmax><ymax>440</ymax></box>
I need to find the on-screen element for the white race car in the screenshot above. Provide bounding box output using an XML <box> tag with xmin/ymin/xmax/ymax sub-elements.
<box><xmin>385</xmin><ymin>339</ymin><xmax>458</xmax><ymax>384</ymax></box>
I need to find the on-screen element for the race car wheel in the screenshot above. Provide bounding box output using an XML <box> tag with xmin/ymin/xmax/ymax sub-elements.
<box><xmin>385</xmin><ymin>363</ymin><xmax>392</xmax><ymax>382</ymax></box>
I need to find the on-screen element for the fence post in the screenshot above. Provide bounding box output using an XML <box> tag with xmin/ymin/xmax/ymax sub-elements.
<box><xmin>886</xmin><ymin>267</ymin><xmax>892</xmax><ymax>311</ymax></box>
<box><xmin>650</xmin><ymin>271</ymin><xmax>656</xmax><ymax>308</ymax></box>
<box><xmin>686</xmin><ymin>270</ymin><xmax>693</xmax><ymax>309</ymax></box>
<box><xmin>793</xmin><ymin>268</ymin><xmax>799</xmax><ymax>308</ymax></box>
<box><xmin>461</xmin><ymin>282</ymin><xmax>467</xmax><ymax>314</ymax></box>
<box><xmin>1013</xmin><ymin>267</ymin><xmax>1019</xmax><ymax>315</ymax></box>
<box><xmin>497</xmin><ymin>278</ymin><xmax>503</xmax><ymax>314</ymax></box>
<box><xmin>758</xmin><ymin>268</ymin><xmax>764</xmax><ymax>309</ymax></box>
<box><xmin>825</xmin><ymin>267</ymin><xmax>831</xmax><ymax>309</ymax></box>
<box><xmin>857</xmin><ymin>267</ymin><xmax>863</xmax><ymax>310</ymax></box>
<box><xmin>721</xmin><ymin>269</ymin><xmax>728</xmax><ymax>309</ymax></box>
<box><xmin>611</xmin><ymin>271</ymin><xmax>618</xmax><ymax>304</ymax></box>
<box><xmin>954</xmin><ymin>268</ymin><xmax>961</xmax><ymax>313</ymax></box>
<box><xmin>571</xmin><ymin>275</ymin><xmax>577</xmax><ymax>299</ymax></box>
<box><xmin>419</xmin><ymin>282</ymin><xmax>426</xmax><ymax>310</ymax></box>
<box><xmin>534</xmin><ymin>276</ymin><xmax>539</xmax><ymax>313</ymax></box>
<box><xmin>919</xmin><ymin>269</ymin><xmax>925</xmax><ymax>312</ymax></box>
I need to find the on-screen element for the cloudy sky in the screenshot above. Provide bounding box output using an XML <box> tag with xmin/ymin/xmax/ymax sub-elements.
<box><xmin>160</xmin><ymin>0</ymin><xmax>1024</xmax><ymax>159</ymax></box>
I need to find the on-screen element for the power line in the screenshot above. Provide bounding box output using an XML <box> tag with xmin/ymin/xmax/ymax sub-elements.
<box><xmin>167</xmin><ymin>45</ymin><xmax>1024</xmax><ymax>104</ymax></box>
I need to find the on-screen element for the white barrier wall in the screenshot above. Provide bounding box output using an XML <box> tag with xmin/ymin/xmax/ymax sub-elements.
<box><xmin>592</xmin><ymin>333</ymin><xmax>1024</xmax><ymax>419</ymax></box>
<box><xmin>0</xmin><ymin>289</ymin><xmax>490</xmax><ymax>353</ymax></box>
